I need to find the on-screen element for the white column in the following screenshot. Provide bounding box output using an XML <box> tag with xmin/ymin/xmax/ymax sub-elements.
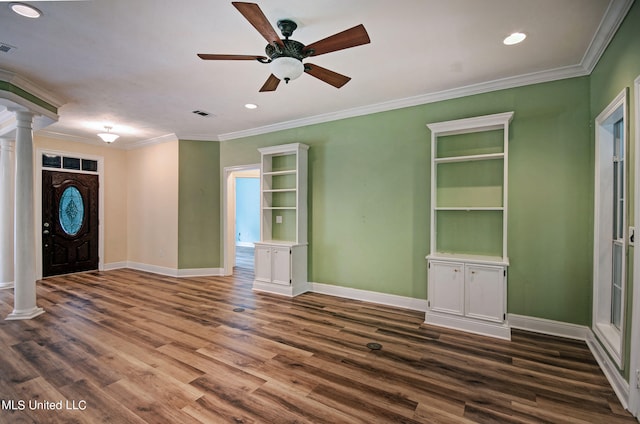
<box><xmin>0</xmin><ymin>138</ymin><xmax>15</xmax><ymax>289</ymax></box>
<box><xmin>6</xmin><ymin>111</ymin><xmax>44</xmax><ymax>320</ymax></box>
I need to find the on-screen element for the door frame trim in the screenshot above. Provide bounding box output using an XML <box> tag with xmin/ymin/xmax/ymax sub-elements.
<box><xmin>222</xmin><ymin>163</ymin><xmax>260</xmax><ymax>276</ymax></box>
<box><xmin>628</xmin><ymin>74</ymin><xmax>640</xmax><ymax>415</ymax></box>
<box><xmin>35</xmin><ymin>148</ymin><xmax>104</xmax><ymax>279</ymax></box>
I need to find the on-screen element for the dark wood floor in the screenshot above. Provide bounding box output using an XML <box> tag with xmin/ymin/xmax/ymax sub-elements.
<box><xmin>0</xmin><ymin>268</ymin><xmax>636</xmax><ymax>423</ymax></box>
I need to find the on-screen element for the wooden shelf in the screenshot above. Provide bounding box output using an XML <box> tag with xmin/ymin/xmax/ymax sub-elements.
<box><xmin>263</xmin><ymin>170</ymin><xmax>297</xmax><ymax>176</ymax></box>
<box><xmin>434</xmin><ymin>153</ymin><xmax>504</xmax><ymax>163</ymax></box>
<box><xmin>435</xmin><ymin>207</ymin><xmax>504</xmax><ymax>211</ymax></box>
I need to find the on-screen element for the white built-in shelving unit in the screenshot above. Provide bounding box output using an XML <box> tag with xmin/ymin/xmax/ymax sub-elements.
<box><xmin>253</xmin><ymin>143</ymin><xmax>309</xmax><ymax>296</ymax></box>
<box><xmin>426</xmin><ymin>112</ymin><xmax>513</xmax><ymax>339</ymax></box>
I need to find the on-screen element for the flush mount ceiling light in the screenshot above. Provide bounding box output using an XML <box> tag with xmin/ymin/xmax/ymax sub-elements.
<box><xmin>10</xmin><ymin>2</ymin><xmax>42</xmax><ymax>18</ymax></box>
<box><xmin>244</xmin><ymin>103</ymin><xmax>258</xmax><ymax>109</ymax></box>
<box><xmin>97</xmin><ymin>126</ymin><xmax>119</xmax><ymax>143</ymax></box>
<box><xmin>503</xmin><ymin>32</ymin><xmax>527</xmax><ymax>46</ymax></box>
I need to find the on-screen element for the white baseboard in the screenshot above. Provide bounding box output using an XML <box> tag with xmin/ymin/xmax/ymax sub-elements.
<box><xmin>311</xmin><ymin>282</ymin><xmax>428</xmax><ymax>312</ymax></box>
<box><xmin>177</xmin><ymin>268</ymin><xmax>224</xmax><ymax>277</ymax></box>
<box><xmin>586</xmin><ymin>330</ymin><xmax>630</xmax><ymax>410</ymax></box>
<box><xmin>103</xmin><ymin>262</ymin><xmax>223</xmax><ymax>278</ymax></box>
<box><xmin>253</xmin><ymin>280</ymin><xmax>312</xmax><ymax>297</ymax></box>
<box><xmin>126</xmin><ymin>262</ymin><xmax>179</xmax><ymax>277</ymax></box>
<box><xmin>103</xmin><ymin>261</ymin><xmax>127</xmax><ymax>271</ymax></box>
<box><xmin>426</xmin><ymin>310</ymin><xmax>511</xmax><ymax>340</ymax></box>
<box><xmin>508</xmin><ymin>313</ymin><xmax>590</xmax><ymax>340</ymax></box>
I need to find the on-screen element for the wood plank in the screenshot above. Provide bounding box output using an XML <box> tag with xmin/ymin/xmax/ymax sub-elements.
<box><xmin>0</xmin><ymin>268</ymin><xmax>634</xmax><ymax>423</ymax></box>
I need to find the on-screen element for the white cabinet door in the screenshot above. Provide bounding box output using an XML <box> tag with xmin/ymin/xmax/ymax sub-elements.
<box><xmin>254</xmin><ymin>245</ymin><xmax>272</xmax><ymax>283</ymax></box>
<box><xmin>429</xmin><ymin>261</ymin><xmax>464</xmax><ymax>316</ymax></box>
<box><xmin>465</xmin><ymin>264</ymin><xmax>505</xmax><ymax>322</ymax></box>
<box><xmin>271</xmin><ymin>246</ymin><xmax>291</xmax><ymax>285</ymax></box>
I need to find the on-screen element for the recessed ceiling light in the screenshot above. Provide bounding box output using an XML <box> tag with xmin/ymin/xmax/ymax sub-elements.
<box><xmin>244</xmin><ymin>103</ymin><xmax>258</xmax><ymax>110</ymax></box>
<box><xmin>10</xmin><ymin>2</ymin><xmax>42</xmax><ymax>19</ymax></box>
<box><xmin>503</xmin><ymin>32</ymin><xmax>526</xmax><ymax>46</ymax></box>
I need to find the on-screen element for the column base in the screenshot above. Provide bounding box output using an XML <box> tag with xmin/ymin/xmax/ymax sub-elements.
<box><xmin>6</xmin><ymin>306</ymin><xmax>45</xmax><ymax>320</ymax></box>
<box><xmin>0</xmin><ymin>281</ymin><xmax>13</xmax><ymax>290</ymax></box>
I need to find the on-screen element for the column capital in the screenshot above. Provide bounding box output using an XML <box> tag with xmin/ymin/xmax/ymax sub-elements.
<box><xmin>0</xmin><ymin>138</ymin><xmax>15</xmax><ymax>150</ymax></box>
<box><xmin>14</xmin><ymin>110</ymin><xmax>35</xmax><ymax>128</ymax></box>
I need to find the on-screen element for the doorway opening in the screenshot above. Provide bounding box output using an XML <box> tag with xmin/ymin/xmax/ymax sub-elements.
<box><xmin>223</xmin><ymin>164</ymin><xmax>260</xmax><ymax>275</ymax></box>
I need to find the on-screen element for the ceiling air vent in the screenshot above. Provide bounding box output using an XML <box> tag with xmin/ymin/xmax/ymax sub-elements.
<box><xmin>192</xmin><ymin>110</ymin><xmax>213</xmax><ymax>117</ymax></box>
<box><xmin>0</xmin><ymin>43</ymin><xmax>16</xmax><ymax>53</ymax></box>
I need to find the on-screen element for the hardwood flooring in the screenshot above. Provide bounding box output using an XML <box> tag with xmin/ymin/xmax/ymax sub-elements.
<box><xmin>0</xmin><ymin>268</ymin><xmax>636</xmax><ymax>423</ymax></box>
<box><xmin>235</xmin><ymin>245</ymin><xmax>254</xmax><ymax>270</ymax></box>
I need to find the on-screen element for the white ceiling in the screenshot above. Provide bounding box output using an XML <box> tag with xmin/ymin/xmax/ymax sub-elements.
<box><xmin>0</xmin><ymin>0</ymin><xmax>632</xmax><ymax>148</ymax></box>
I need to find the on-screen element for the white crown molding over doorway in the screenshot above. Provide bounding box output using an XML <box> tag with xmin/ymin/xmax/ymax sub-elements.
<box><xmin>223</xmin><ymin>163</ymin><xmax>260</xmax><ymax>276</ymax></box>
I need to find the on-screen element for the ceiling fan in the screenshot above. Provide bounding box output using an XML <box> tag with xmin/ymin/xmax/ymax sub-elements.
<box><xmin>198</xmin><ymin>2</ymin><xmax>371</xmax><ymax>92</ymax></box>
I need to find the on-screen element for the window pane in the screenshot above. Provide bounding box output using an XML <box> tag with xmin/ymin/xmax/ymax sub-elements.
<box><xmin>63</xmin><ymin>157</ymin><xmax>81</xmax><ymax>170</ymax></box>
<box><xmin>42</xmin><ymin>154</ymin><xmax>61</xmax><ymax>168</ymax></box>
<box><xmin>612</xmin><ymin>242</ymin><xmax>623</xmax><ymax>329</ymax></box>
<box><xmin>82</xmin><ymin>159</ymin><xmax>98</xmax><ymax>172</ymax></box>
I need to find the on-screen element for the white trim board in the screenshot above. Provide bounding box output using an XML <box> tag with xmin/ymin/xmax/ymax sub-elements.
<box><xmin>311</xmin><ymin>282</ymin><xmax>428</xmax><ymax>312</ymax></box>
<box><xmin>104</xmin><ymin>262</ymin><xmax>224</xmax><ymax>278</ymax></box>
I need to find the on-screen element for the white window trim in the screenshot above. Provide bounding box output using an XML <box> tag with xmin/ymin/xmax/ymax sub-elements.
<box><xmin>628</xmin><ymin>75</ymin><xmax>640</xmax><ymax>414</ymax></box>
<box><xmin>592</xmin><ymin>88</ymin><xmax>628</xmax><ymax>369</ymax></box>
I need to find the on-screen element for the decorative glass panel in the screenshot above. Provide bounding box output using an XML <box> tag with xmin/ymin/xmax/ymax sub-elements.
<box><xmin>59</xmin><ymin>186</ymin><xmax>84</xmax><ymax>236</ymax></box>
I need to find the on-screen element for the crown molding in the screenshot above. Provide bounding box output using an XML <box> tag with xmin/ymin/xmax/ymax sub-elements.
<box><xmin>175</xmin><ymin>133</ymin><xmax>220</xmax><ymax>142</ymax></box>
<box><xmin>0</xmin><ymin>69</ymin><xmax>65</xmax><ymax>111</ymax></box>
<box><xmin>218</xmin><ymin>63</ymin><xmax>589</xmax><ymax>141</ymax></box>
<box><xmin>218</xmin><ymin>0</ymin><xmax>630</xmax><ymax>142</ymax></box>
<box><xmin>581</xmin><ymin>0</ymin><xmax>634</xmax><ymax>73</ymax></box>
<box><xmin>125</xmin><ymin>133</ymin><xmax>178</xmax><ymax>150</ymax></box>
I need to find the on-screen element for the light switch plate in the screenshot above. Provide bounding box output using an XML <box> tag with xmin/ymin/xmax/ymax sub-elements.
<box><xmin>276</xmin><ymin>215</ymin><xmax>283</xmax><ymax>224</ymax></box>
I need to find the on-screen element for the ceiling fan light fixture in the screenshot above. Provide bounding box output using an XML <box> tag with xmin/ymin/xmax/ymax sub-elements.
<box><xmin>269</xmin><ymin>57</ymin><xmax>304</xmax><ymax>84</ymax></box>
<box><xmin>97</xmin><ymin>126</ymin><xmax>119</xmax><ymax>143</ymax></box>
<box><xmin>10</xmin><ymin>2</ymin><xmax>42</xmax><ymax>18</ymax></box>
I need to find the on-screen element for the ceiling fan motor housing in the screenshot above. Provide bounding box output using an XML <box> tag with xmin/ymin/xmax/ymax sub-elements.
<box><xmin>265</xmin><ymin>39</ymin><xmax>312</xmax><ymax>61</ymax></box>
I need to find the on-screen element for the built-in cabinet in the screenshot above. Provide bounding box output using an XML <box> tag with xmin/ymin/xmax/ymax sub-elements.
<box><xmin>426</xmin><ymin>112</ymin><xmax>513</xmax><ymax>339</ymax></box>
<box><xmin>253</xmin><ymin>143</ymin><xmax>310</xmax><ymax>296</ymax></box>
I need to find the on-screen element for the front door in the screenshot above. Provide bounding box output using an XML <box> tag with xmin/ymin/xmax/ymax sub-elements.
<box><xmin>42</xmin><ymin>170</ymin><xmax>99</xmax><ymax>277</ymax></box>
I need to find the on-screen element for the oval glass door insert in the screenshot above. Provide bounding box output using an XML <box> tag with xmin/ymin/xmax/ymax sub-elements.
<box><xmin>59</xmin><ymin>186</ymin><xmax>84</xmax><ymax>235</ymax></box>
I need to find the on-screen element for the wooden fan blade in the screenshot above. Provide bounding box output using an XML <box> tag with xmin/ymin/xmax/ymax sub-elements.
<box><xmin>304</xmin><ymin>63</ymin><xmax>351</xmax><ymax>88</ymax></box>
<box><xmin>232</xmin><ymin>2</ymin><xmax>284</xmax><ymax>48</ymax></box>
<box><xmin>197</xmin><ymin>54</ymin><xmax>267</xmax><ymax>61</ymax></box>
<box><xmin>259</xmin><ymin>74</ymin><xmax>281</xmax><ymax>92</ymax></box>
<box><xmin>303</xmin><ymin>24</ymin><xmax>370</xmax><ymax>56</ymax></box>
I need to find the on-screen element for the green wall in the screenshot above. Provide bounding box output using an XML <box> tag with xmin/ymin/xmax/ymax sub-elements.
<box><xmin>589</xmin><ymin>0</ymin><xmax>640</xmax><ymax>378</ymax></box>
<box><xmin>220</xmin><ymin>76</ymin><xmax>592</xmax><ymax>325</ymax></box>
<box><xmin>178</xmin><ymin>139</ymin><xmax>221</xmax><ymax>269</ymax></box>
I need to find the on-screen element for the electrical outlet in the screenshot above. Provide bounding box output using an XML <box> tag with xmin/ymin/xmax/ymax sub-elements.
<box><xmin>275</xmin><ymin>215</ymin><xmax>283</xmax><ymax>224</ymax></box>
